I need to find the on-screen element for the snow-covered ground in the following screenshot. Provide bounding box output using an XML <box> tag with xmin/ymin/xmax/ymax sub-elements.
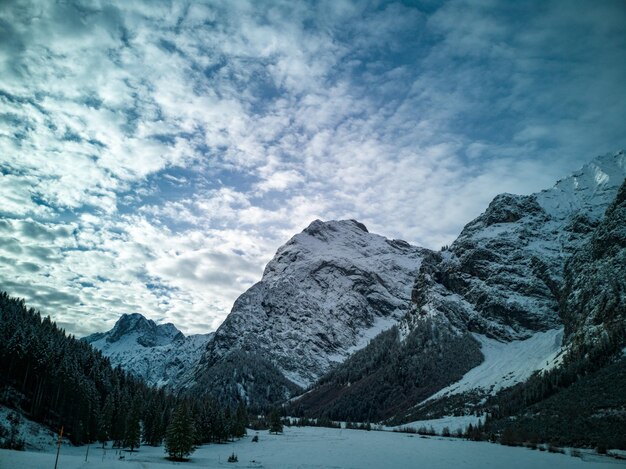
<box><xmin>0</xmin><ymin>406</ymin><xmax>69</xmax><ymax>452</ymax></box>
<box><xmin>427</xmin><ymin>328</ymin><xmax>564</xmax><ymax>401</ymax></box>
<box><xmin>1</xmin><ymin>426</ymin><xmax>622</xmax><ymax>469</ymax></box>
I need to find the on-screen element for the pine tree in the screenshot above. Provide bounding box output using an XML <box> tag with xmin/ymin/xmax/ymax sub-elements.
<box><xmin>112</xmin><ymin>390</ymin><xmax>128</xmax><ymax>447</ymax></box>
<box><xmin>194</xmin><ymin>399</ymin><xmax>215</xmax><ymax>444</ymax></box>
<box><xmin>233</xmin><ymin>401</ymin><xmax>248</xmax><ymax>438</ymax></box>
<box><xmin>213</xmin><ymin>408</ymin><xmax>227</xmax><ymax>443</ymax></box>
<box><xmin>269</xmin><ymin>408</ymin><xmax>283</xmax><ymax>434</ymax></box>
<box><xmin>224</xmin><ymin>406</ymin><xmax>233</xmax><ymax>441</ymax></box>
<box><xmin>97</xmin><ymin>395</ymin><xmax>114</xmax><ymax>447</ymax></box>
<box><xmin>124</xmin><ymin>397</ymin><xmax>141</xmax><ymax>452</ymax></box>
<box><xmin>165</xmin><ymin>402</ymin><xmax>196</xmax><ymax>461</ymax></box>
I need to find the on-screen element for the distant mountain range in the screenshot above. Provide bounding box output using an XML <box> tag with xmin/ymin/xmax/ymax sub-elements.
<box><xmin>85</xmin><ymin>151</ymin><xmax>626</xmax><ymax>436</ymax></box>
<box><xmin>84</xmin><ymin>313</ymin><xmax>212</xmax><ymax>388</ymax></box>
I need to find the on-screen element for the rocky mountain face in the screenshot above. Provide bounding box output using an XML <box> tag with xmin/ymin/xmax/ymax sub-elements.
<box><xmin>480</xmin><ymin>179</ymin><xmax>626</xmax><ymax>447</ymax></box>
<box><xmin>560</xmin><ymin>177</ymin><xmax>626</xmax><ymax>350</ymax></box>
<box><xmin>295</xmin><ymin>151</ymin><xmax>626</xmax><ymax>420</ymax></box>
<box><xmin>84</xmin><ymin>313</ymin><xmax>213</xmax><ymax>388</ymax></box>
<box><xmin>405</xmin><ymin>151</ymin><xmax>626</xmax><ymax>342</ymax></box>
<box><xmin>187</xmin><ymin>219</ymin><xmax>428</xmax><ymax>405</ymax></box>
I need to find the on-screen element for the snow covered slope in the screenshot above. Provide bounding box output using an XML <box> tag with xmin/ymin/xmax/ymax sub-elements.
<box><xmin>84</xmin><ymin>313</ymin><xmax>213</xmax><ymax>388</ymax></box>
<box><xmin>426</xmin><ymin>328</ymin><xmax>564</xmax><ymax>402</ymax></box>
<box><xmin>191</xmin><ymin>219</ymin><xmax>428</xmax><ymax>401</ymax></box>
<box><xmin>0</xmin><ymin>406</ymin><xmax>65</xmax><ymax>452</ymax></box>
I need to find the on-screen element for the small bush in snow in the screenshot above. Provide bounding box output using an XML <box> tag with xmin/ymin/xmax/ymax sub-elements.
<box><xmin>547</xmin><ymin>444</ymin><xmax>564</xmax><ymax>454</ymax></box>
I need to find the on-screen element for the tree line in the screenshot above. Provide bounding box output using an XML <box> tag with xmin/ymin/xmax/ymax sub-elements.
<box><xmin>0</xmin><ymin>292</ymin><xmax>248</xmax><ymax>459</ymax></box>
<box><xmin>291</xmin><ymin>322</ymin><xmax>482</xmax><ymax>422</ymax></box>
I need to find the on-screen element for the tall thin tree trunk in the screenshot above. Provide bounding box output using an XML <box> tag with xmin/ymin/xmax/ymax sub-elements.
<box><xmin>22</xmin><ymin>362</ymin><xmax>30</xmax><ymax>391</ymax></box>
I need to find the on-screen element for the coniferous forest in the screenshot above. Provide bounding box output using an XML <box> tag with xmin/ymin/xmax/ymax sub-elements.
<box><xmin>0</xmin><ymin>292</ymin><xmax>248</xmax><ymax>453</ymax></box>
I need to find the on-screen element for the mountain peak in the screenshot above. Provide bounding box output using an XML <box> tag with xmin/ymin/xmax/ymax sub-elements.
<box><xmin>112</xmin><ymin>312</ymin><xmax>151</xmax><ymax>332</ymax></box>
<box><xmin>85</xmin><ymin>312</ymin><xmax>184</xmax><ymax>348</ymax></box>
<box><xmin>263</xmin><ymin>218</ymin><xmax>416</xmax><ymax>280</ymax></box>
<box><xmin>83</xmin><ymin>314</ymin><xmax>213</xmax><ymax>388</ymax></box>
<box><xmin>109</xmin><ymin>313</ymin><xmax>155</xmax><ymax>342</ymax></box>
<box><xmin>536</xmin><ymin>150</ymin><xmax>626</xmax><ymax>220</ymax></box>
<box><xmin>302</xmin><ymin>219</ymin><xmax>369</xmax><ymax>238</ymax></box>
<box><xmin>195</xmin><ymin>218</ymin><xmax>427</xmax><ymax>398</ymax></box>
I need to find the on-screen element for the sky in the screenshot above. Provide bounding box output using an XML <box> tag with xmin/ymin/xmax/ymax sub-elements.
<box><xmin>1</xmin><ymin>0</ymin><xmax>625</xmax><ymax>337</ymax></box>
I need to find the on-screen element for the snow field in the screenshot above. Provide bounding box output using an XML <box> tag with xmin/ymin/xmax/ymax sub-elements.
<box><xmin>1</xmin><ymin>426</ymin><xmax>622</xmax><ymax>469</ymax></box>
<box><xmin>427</xmin><ymin>328</ymin><xmax>564</xmax><ymax>401</ymax></box>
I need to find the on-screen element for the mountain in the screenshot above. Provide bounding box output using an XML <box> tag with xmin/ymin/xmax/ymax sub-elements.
<box><xmin>82</xmin><ymin>151</ymin><xmax>625</xmax><ymax>430</ymax></box>
<box><xmin>480</xmin><ymin>177</ymin><xmax>626</xmax><ymax>448</ymax></box>
<box><xmin>294</xmin><ymin>151</ymin><xmax>626</xmax><ymax>421</ymax></box>
<box><xmin>84</xmin><ymin>313</ymin><xmax>213</xmax><ymax>388</ymax></box>
<box><xmin>405</xmin><ymin>151</ymin><xmax>626</xmax><ymax>342</ymax></box>
<box><xmin>187</xmin><ymin>219</ymin><xmax>428</xmax><ymax>407</ymax></box>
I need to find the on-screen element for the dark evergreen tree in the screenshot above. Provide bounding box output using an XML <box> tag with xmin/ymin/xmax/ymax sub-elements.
<box><xmin>97</xmin><ymin>395</ymin><xmax>113</xmax><ymax>447</ymax></box>
<box><xmin>142</xmin><ymin>394</ymin><xmax>168</xmax><ymax>447</ymax></box>
<box><xmin>194</xmin><ymin>399</ymin><xmax>215</xmax><ymax>444</ymax></box>
<box><xmin>269</xmin><ymin>408</ymin><xmax>283</xmax><ymax>434</ymax></box>
<box><xmin>213</xmin><ymin>407</ymin><xmax>227</xmax><ymax>443</ymax></box>
<box><xmin>124</xmin><ymin>396</ymin><xmax>142</xmax><ymax>451</ymax></box>
<box><xmin>233</xmin><ymin>401</ymin><xmax>248</xmax><ymax>438</ymax></box>
<box><xmin>112</xmin><ymin>390</ymin><xmax>129</xmax><ymax>447</ymax></box>
<box><xmin>224</xmin><ymin>406</ymin><xmax>234</xmax><ymax>441</ymax></box>
<box><xmin>165</xmin><ymin>401</ymin><xmax>196</xmax><ymax>461</ymax></box>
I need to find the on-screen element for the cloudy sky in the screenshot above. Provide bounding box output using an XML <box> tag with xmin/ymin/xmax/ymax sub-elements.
<box><xmin>1</xmin><ymin>0</ymin><xmax>625</xmax><ymax>336</ymax></box>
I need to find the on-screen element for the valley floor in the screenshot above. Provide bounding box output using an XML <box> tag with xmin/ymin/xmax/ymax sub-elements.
<box><xmin>1</xmin><ymin>426</ymin><xmax>623</xmax><ymax>469</ymax></box>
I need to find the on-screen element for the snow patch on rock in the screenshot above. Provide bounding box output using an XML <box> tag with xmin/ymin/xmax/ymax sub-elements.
<box><xmin>536</xmin><ymin>151</ymin><xmax>626</xmax><ymax>220</ymax></box>
<box><xmin>427</xmin><ymin>328</ymin><xmax>564</xmax><ymax>401</ymax></box>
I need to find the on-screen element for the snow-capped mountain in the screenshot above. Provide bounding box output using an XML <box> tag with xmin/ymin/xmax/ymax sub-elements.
<box><xmin>406</xmin><ymin>151</ymin><xmax>624</xmax><ymax>388</ymax></box>
<box><xmin>84</xmin><ymin>152</ymin><xmax>625</xmax><ymax>421</ymax></box>
<box><xmin>84</xmin><ymin>313</ymin><xmax>213</xmax><ymax>388</ymax></box>
<box><xmin>407</xmin><ymin>151</ymin><xmax>626</xmax><ymax>342</ymax></box>
<box><xmin>188</xmin><ymin>219</ymin><xmax>428</xmax><ymax>404</ymax></box>
<box><xmin>295</xmin><ymin>151</ymin><xmax>626</xmax><ymax>420</ymax></box>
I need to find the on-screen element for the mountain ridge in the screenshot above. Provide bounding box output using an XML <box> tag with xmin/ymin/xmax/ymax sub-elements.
<box><xmin>294</xmin><ymin>151</ymin><xmax>626</xmax><ymax>420</ymax></box>
<box><xmin>86</xmin><ymin>151</ymin><xmax>626</xmax><ymax>423</ymax></box>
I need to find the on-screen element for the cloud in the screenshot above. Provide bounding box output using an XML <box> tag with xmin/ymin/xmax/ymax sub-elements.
<box><xmin>255</xmin><ymin>170</ymin><xmax>305</xmax><ymax>193</ymax></box>
<box><xmin>0</xmin><ymin>0</ymin><xmax>625</xmax><ymax>335</ymax></box>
